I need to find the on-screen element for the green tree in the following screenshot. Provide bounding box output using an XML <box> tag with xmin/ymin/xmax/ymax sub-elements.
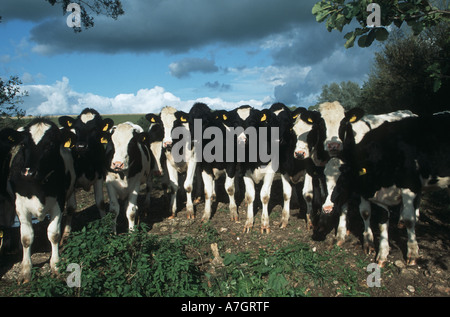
<box><xmin>0</xmin><ymin>76</ymin><xmax>28</xmax><ymax>129</ymax></box>
<box><xmin>313</xmin><ymin>80</ymin><xmax>362</xmax><ymax>110</ymax></box>
<box><xmin>359</xmin><ymin>23</ymin><xmax>450</xmax><ymax>115</ymax></box>
<box><xmin>312</xmin><ymin>0</ymin><xmax>450</xmax><ymax>49</ymax></box>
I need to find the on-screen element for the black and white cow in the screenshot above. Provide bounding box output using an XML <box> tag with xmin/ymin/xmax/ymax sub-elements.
<box><xmin>319</xmin><ymin>108</ymin><xmax>417</xmax><ymax>243</ymax></box>
<box><xmin>58</xmin><ymin>108</ymin><xmax>114</xmax><ymax>239</ymax></box>
<box><xmin>0</xmin><ymin>128</ymin><xmax>24</xmax><ymax>252</ymax></box>
<box><xmin>145</xmin><ymin>106</ymin><xmax>197</xmax><ymax>219</ymax></box>
<box><xmin>102</xmin><ymin>122</ymin><xmax>152</xmax><ymax>232</ymax></box>
<box><xmin>7</xmin><ymin>118</ymin><xmax>76</xmax><ymax>283</ymax></box>
<box><xmin>333</xmin><ymin>113</ymin><xmax>450</xmax><ymax>266</ymax></box>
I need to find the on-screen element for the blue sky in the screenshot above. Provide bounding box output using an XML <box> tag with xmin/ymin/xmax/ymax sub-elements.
<box><xmin>0</xmin><ymin>0</ymin><xmax>379</xmax><ymax>116</ymax></box>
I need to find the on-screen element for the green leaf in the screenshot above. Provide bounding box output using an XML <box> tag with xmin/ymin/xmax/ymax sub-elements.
<box><xmin>375</xmin><ymin>27</ymin><xmax>389</xmax><ymax>41</ymax></box>
<box><xmin>433</xmin><ymin>79</ymin><xmax>442</xmax><ymax>92</ymax></box>
<box><xmin>345</xmin><ymin>31</ymin><xmax>356</xmax><ymax>48</ymax></box>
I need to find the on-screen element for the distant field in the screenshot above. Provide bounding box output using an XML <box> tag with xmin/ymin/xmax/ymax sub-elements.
<box><xmin>20</xmin><ymin>113</ymin><xmax>147</xmax><ymax>126</ymax></box>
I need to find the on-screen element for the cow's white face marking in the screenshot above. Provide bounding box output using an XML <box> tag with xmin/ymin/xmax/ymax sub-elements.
<box><xmin>160</xmin><ymin>106</ymin><xmax>178</xmax><ymax>146</ymax></box>
<box><xmin>237</xmin><ymin>107</ymin><xmax>251</xmax><ymax>120</ymax></box>
<box><xmin>319</xmin><ymin>101</ymin><xmax>345</xmax><ymax>154</ymax></box>
<box><xmin>80</xmin><ymin>112</ymin><xmax>96</xmax><ymax>123</ymax></box>
<box><xmin>111</xmin><ymin>123</ymin><xmax>136</xmax><ymax>170</ymax></box>
<box><xmin>292</xmin><ymin>118</ymin><xmax>313</xmax><ymax>158</ymax></box>
<box><xmin>29</xmin><ymin>122</ymin><xmax>51</xmax><ymax>145</ymax></box>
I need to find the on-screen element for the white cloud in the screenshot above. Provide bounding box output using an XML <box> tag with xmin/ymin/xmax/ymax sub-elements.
<box><xmin>21</xmin><ymin>77</ymin><xmax>271</xmax><ymax>117</ymax></box>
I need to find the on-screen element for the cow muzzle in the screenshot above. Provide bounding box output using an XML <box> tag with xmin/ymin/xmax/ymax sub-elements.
<box><xmin>111</xmin><ymin>161</ymin><xmax>125</xmax><ymax>172</ymax></box>
<box><xmin>294</xmin><ymin>150</ymin><xmax>306</xmax><ymax>160</ymax></box>
<box><xmin>322</xmin><ymin>204</ymin><xmax>334</xmax><ymax>214</ymax></box>
<box><xmin>326</xmin><ymin>142</ymin><xmax>342</xmax><ymax>155</ymax></box>
<box><xmin>21</xmin><ymin>167</ymin><xmax>37</xmax><ymax>179</ymax></box>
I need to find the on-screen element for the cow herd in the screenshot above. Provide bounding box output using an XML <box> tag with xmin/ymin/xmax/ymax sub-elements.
<box><xmin>0</xmin><ymin>102</ymin><xmax>449</xmax><ymax>284</ymax></box>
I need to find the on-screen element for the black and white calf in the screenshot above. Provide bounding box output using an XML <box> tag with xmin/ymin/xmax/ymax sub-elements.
<box><xmin>103</xmin><ymin>122</ymin><xmax>152</xmax><ymax>232</ymax></box>
<box><xmin>334</xmin><ymin>113</ymin><xmax>450</xmax><ymax>266</ymax></box>
<box><xmin>7</xmin><ymin>119</ymin><xmax>76</xmax><ymax>283</ymax></box>
<box><xmin>321</xmin><ymin>108</ymin><xmax>417</xmax><ymax>244</ymax></box>
<box><xmin>58</xmin><ymin>108</ymin><xmax>114</xmax><ymax>239</ymax></box>
<box><xmin>146</xmin><ymin>106</ymin><xmax>197</xmax><ymax>219</ymax></box>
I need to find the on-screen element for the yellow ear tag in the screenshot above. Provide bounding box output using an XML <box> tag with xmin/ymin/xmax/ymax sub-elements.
<box><xmin>261</xmin><ymin>113</ymin><xmax>267</xmax><ymax>122</ymax></box>
<box><xmin>349</xmin><ymin>115</ymin><xmax>358</xmax><ymax>123</ymax></box>
<box><xmin>222</xmin><ymin>114</ymin><xmax>227</xmax><ymax>121</ymax></box>
<box><xmin>103</xmin><ymin>124</ymin><xmax>109</xmax><ymax>132</ymax></box>
<box><xmin>293</xmin><ymin>114</ymin><xmax>299</xmax><ymax>119</ymax></box>
<box><xmin>7</xmin><ymin>136</ymin><xmax>14</xmax><ymax>142</ymax></box>
<box><xmin>67</xmin><ymin>121</ymin><xmax>72</xmax><ymax>127</ymax></box>
<box><xmin>64</xmin><ymin>140</ymin><xmax>72</xmax><ymax>148</ymax></box>
<box><xmin>151</xmin><ymin>117</ymin><xmax>155</xmax><ymax>123</ymax></box>
<box><xmin>307</xmin><ymin>117</ymin><xmax>313</xmax><ymax>123</ymax></box>
<box><xmin>180</xmin><ymin>116</ymin><xmax>187</xmax><ymax>122</ymax></box>
<box><xmin>101</xmin><ymin>137</ymin><xmax>108</xmax><ymax>144</ymax></box>
<box><xmin>359</xmin><ymin>168</ymin><xmax>367</xmax><ymax>176</ymax></box>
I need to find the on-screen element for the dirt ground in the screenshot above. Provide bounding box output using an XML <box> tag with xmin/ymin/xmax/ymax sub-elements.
<box><xmin>1</xmin><ymin>177</ymin><xmax>449</xmax><ymax>297</ymax></box>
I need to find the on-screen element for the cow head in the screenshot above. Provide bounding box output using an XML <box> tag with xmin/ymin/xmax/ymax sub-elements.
<box><xmin>59</xmin><ymin>108</ymin><xmax>114</xmax><ymax>154</ymax></box>
<box><xmin>14</xmin><ymin>119</ymin><xmax>75</xmax><ymax>180</ymax></box>
<box><xmin>292</xmin><ymin>108</ymin><xmax>325</xmax><ymax>162</ymax></box>
<box><xmin>157</xmin><ymin>106</ymin><xmax>189</xmax><ymax>150</ymax></box>
<box><xmin>102</xmin><ymin>122</ymin><xmax>149</xmax><ymax>173</ymax></box>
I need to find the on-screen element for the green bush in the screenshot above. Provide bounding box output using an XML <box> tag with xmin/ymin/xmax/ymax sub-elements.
<box><xmin>26</xmin><ymin>214</ymin><xmax>203</xmax><ymax>297</ymax></box>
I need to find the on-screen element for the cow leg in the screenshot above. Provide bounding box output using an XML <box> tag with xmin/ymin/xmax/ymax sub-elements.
<box><xmin>94</xmin><ymin>178</ymin><xmax>106</xmax><ymax>218</ymax></box>
<box><xmin>201</xmin><ymin>171</ymin><xmax>214</xmax><ymax>222</ymax></box>
<box><xmin>302</xmin><ymin>174</ymin><xmax>314</xmax><ymax>229</ymax></box>
<box><xmin>125</xmin><ymin>186</ymin><xmax>139</xmax><ymax>231</ymax></box>
<box><xmin>401</xmin><ymin>188</ymin><xmax>419</xmax><ymax>266</ymax></box>
<box><xmin>225</xmin><ymin>175</ymin><xmax>238</xmax><ymax>222</ymax></box>
<box><xmin>17</xmin><ymin>209</ymin><xmax>33</xmax><ymax>284</ymax></box>
<box><xmin>47</xmin><ymin>199</ymin><xmax>62</xmax><ymax>275</ymax></box>
<box><xmin>243</xmin><ymin>175</ymin><xmax>255</xmax><ymax>233</ymax></box>
<box><xmin>280</xmin><ymin>173</ymin><xmax>292</xmax><ymax>229</ymax></box>
<box><xmin>376</xmin><ymin>205</ymin><xmax>390</xmax><ymax>267</ymax></box>
<box><xmin>336</xmin><ymin>203</ymin><xmax>348</xmax><ymax>246</ymax></box>
<box><xmin>260</xmin><ymin>171</ymin><xmax>275</xmax><ymax>234</ymax></box>
<box><xmin>61</xmin><ymin>191</ymin><xmax>76</xmax><ymax>244</ymax></box>
<box><xmin>106</xmin><ymin>184</ymin><xmax>120</xmax><ymax>234</ymax></box>
<box><xmin>184</xmin><ymin>158</ymin><xmax>197</xmax><ymax>219</ymax></box>
<box><xmin>359</xmin><ymin>198</ymin><xmax>375</xmax><ymax>254</ymax></box>
<box><xmin>166</xmin><ymin>164</ymin><xmax>179</xmax><ymax>219</ymax></box>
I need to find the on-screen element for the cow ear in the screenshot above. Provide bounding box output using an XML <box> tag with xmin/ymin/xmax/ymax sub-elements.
<box><xmin>300</xmin><ymin>110</ymin><xmax>318</xmax><ymax>125</ymax></box>
<box><xmin>101</xmin><ymin>118</ymin><xmax>114</xmax><ymax>132</ymax></box>
<box><xmin>145</xmin><ymin>113</ymin><xmax>159</xmax><ymax>123</ymax></box>
<box><xmin>138</xmin><ymin>132</ymin><xmax>150</xmax><ymax>144</ymax></box>
<box><xmin>59</xmin><ymin>116</ymin><xmax>75</xmax><ymax>129</ymax></box>
<box><xmin>99</xmin><ymin>131</ymin><xmax>110</xmax><ymax>144</ymax></box>
<box><xmin>60</xmin><ymin>128</ymin><xmax>76</xmax><ymax>148</ymax></box>
<box><xmin>291</xmin><ymin>107</ymin><xmax>307</xmax><ymax>120</ymax></box>
<box><xmin>175</xmin><ymin>111</ymin><xmax>189</xmax><ymax>123</ymax></box>
<box><xmin>345</xmin><ymin>108</ymin><xmax>365</xmax><ymax>123</ymax></box>
<box><xmin>0</xmin><ymin>128</ymin><xmax>24</xmax><ymax>146</ymax></box>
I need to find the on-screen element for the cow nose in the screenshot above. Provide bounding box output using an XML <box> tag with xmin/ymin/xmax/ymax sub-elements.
<box><xmin>322</xmin><ymin>205</ymin><xmax>334</xmax><ymax>214</ymax></box>
<box><xmin>112</xmin><ymin>161</ymin><xmax>124</xmax><ymax>171</ymax></box>
<box><xmin>21</xmin><ymin>168</ymin><xmax>36</xmax><ymax>178</ymax></box>
<box><xmin>327</xmin><ymin>142</ymin><xmax>342</xmax><ymax>152</ymax></box>
<box><xmin>294</xmin><ymin>150</ymin><xmax>305</xmax><ymax>160</ymax></box>
<box><xmin>163</xmin><ymin>141</ymin><xmax>173</xmax><ymax>149</ymax></box>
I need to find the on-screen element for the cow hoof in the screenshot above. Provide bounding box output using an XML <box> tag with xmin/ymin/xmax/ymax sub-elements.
<box><xmin>243</xmin><ymin>226</ymin><xmax>252</xmax><ymax>233</ymax></box>
<box><xmin>230</xmin><ymin>216</ymin><xmax>239</xmax><ymax>222</ymax></box>
<box><xmin>336</xmin><ymin>239</ymin><xmax>345</xmax><ymax>247</ymax></box>
<box><xmin>168</xmin><ymin>215</ymin><xmax>175</xmax><ymax>220</ymax></box>
<box><xmin>377</xmin><ymin>259</ymin><xmax>387</xmax><ymax>268</ymax></box>
<box><xmin>407</xmin><ymin>257</ymin><xmax>417</xmax><ymax>266</ymax></box>
<box><xmin>187</xmin><ymin>213</ymin><xmax>195</xmax><ymax>220</ymax></box>
<box><xmin>260</xmin><ymin>227</ymin><xmax>270</xmax><ymax>234</ymax></box>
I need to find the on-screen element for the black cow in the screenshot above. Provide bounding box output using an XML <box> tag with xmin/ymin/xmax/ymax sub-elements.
<box><xmin>58</xmin><ymin>108</ymin><xmax>114</xmax><ymax>240</ymax></box>
<box><xmin>333</xmin><ymin>113</ymin><xmax>450</xmax><ymax>266</ymax></box>
<box><xmin>7</xmin><ymin>118</ymin><xmax>76</xmax><ymax>283</ymax></box>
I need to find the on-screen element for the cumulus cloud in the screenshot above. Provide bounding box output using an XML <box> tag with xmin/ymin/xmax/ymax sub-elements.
<box><xmin>21</xmin><ymin>77</ymin><xmax>269</xmax><ymax>117</ymax></box>
<box><xmin>204</xmin><ymin>81</ymin><xmax>231</xmax><ymax>92</ymax></box>
<box><xmin>169</xmin><ymin>57</ymin><xmax>219</xmax><ymax>78</ymax></box>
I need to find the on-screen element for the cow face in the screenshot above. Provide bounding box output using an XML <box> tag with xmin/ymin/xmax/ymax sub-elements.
<box><xmin>14</xmin><ymin>119</ymin><xmax>75</xmax><ymax>180</ymax></box>
<box><xmin>292</xmin><ymin>109</ymin><xmax>323</xmax><ymax>160</ymax></box>
<box><xmin>318</xmin><ymin>101</ymin><xmax>346</xmax><ymax>156</ymax></box>
<box><xmin>103</xmin><ymin>123</ymin><xmax>148</xmax><ymax>172</ymax></box>
<box><xmin>159</xmin><ymin>106</ymin><xmax>189</xmax><ymax>150</ymax></box>
<box><xmin>59</xmin><ymin>108</ymin><xmax>114</xmax><ymax>154</ymax></box>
